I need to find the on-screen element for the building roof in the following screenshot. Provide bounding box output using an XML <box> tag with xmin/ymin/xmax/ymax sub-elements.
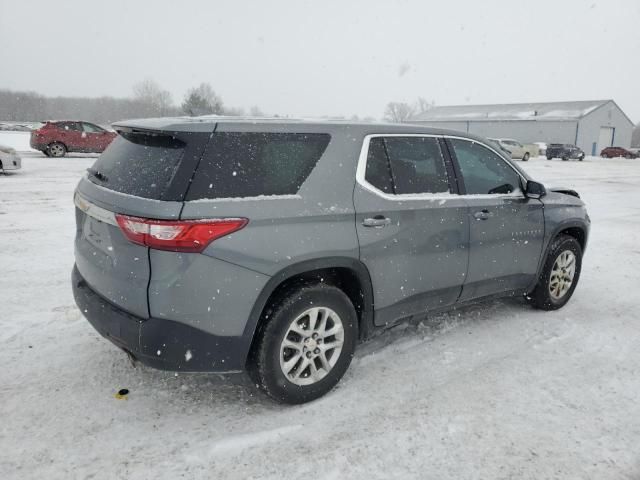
<box><xmin>410</xmin><ymin>100</ymin><xmax>613</xmax><ymax>122</ymax></box>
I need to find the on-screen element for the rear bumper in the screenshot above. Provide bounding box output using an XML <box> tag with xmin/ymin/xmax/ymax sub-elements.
<box><xmin>0</xmin><ymin>152</ymin><xmax>21</xmax><ymax>170</ymax></box>
<box><xmin>72</xmin><ymin>265</ymin><xmax>248</xmax><ymax>373</ymax></box>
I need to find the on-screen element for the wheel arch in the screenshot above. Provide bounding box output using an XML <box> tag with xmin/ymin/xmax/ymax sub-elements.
<box><xmin>243</xmin><ymin>257</ymin><xmax>374</xmax><ymax>368</ymax></box>
<box><xmin>532</xmin><ymin>220</ymin><xmax>588</xmax><ymax>288</ymax></box>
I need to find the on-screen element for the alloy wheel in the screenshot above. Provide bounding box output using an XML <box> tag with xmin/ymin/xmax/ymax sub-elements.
<box><xmin>549</xmin><ymin>250</ymin><xmax>576</xmax><ymax>300</ymax></box>
<box><xmin>279</xmin><ymin>306</ymin><xmax>345</xmax><ymax>386</ymax></box>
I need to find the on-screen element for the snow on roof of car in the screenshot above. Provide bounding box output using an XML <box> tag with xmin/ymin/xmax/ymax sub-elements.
<box><xmin>410</xmin><ymin>100</ymin><xmax>612</xmax><ymax>122</ymax></box>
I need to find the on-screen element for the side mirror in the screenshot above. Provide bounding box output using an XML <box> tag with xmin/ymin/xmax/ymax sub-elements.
<box><xmin>525</xmin><ymin>180</ymin><xmax>546</xmax><ymax>199</ymax></box>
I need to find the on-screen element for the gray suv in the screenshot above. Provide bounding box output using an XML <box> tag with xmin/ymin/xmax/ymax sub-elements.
<box><xmin>72</xmin><ymin>118</ymin><xmax>590</xmax><ymax>404</ymax></box>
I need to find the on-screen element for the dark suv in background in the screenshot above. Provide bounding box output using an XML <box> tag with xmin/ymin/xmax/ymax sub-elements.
<box><xmin>72</xmin><ymin>118</ymin><xmax>590</xmax><ymax>404</ymax></box>
<box><xmin>30</xmin><ymin>121</ymin><xmax>117</xmax><ymax>157</ymax></box>
<box><xmin>546</xmin><ymin>143</ymin><xmax>585</xmax><ymax>161</ymax></box>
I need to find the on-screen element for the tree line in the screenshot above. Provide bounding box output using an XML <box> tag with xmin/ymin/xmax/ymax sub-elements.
<box><xmin>0</xmin><ymin>78</ymin><xmax>433</xmax><ymax>124</ymax></box>
<box><xmin>0</xmin><ymin>80</ymin><xmax>263</xmax><ymax>125</ymax></box>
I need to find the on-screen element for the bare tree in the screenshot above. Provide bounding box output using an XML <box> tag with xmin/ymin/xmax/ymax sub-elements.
<box><xmin>181</xmin><ymin>83</ymin><xmax>224</xmax><ymax>116</ymax></box>
<box><xmin>132</xmin><ymin>79</ymin><xmax>175</xmax><ymax>116</ymax></box>
<box><xmin>383</xmin><ymin>102</ymin><xmax>416</xmax><ymax>123</ymax></box>
<box><xmin>249</xmin><ymin>105</ymin><xmax>265</xmax><ymax>117</ymax></box>
<box><xmin>414</xmin><ymin>97</ymin><xmax>435</xmax><ymax>115</ymax></box>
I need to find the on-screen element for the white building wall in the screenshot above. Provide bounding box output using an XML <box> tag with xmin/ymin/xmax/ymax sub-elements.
<box><xmin>412</xmin><ymin>120</ymin><xmax>577</xmax><ymax>145</ymax></box>
<box><xmin>465</xmin><ymin>121</ymin><xmax>577</xmax><ymax>144</ymax></box>
<box><xmin>576</xmin><ymin>101</ymin><xmax>633</xmax><ymax>154</ymax></box>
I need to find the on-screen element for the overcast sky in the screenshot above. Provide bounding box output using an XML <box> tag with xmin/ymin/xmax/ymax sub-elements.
<box><xmin>1</xmin><ymin>0</ymin><xmax>639</xmax><ymax>121</ymax></box>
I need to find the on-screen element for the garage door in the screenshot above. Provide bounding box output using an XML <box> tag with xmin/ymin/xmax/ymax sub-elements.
<box><xmin>598</xmin><ymin>127</ymin><xmax>614</xmax><ymax>151</ymax></box>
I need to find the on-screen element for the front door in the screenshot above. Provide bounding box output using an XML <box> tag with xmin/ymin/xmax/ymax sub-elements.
<box><xmin>81</xmin><ymin>122</ymin><xmax>108</xmax><ymax>152</ymax></box>
<box><xmin>446</xmin><ymin>137</ymin><xmax>545</xmax><ymax>300</ymax></box>
<box><xmin>354</xmin><ymin>135</ymin><xmax>469</xmax><ymax>325</ymax></box>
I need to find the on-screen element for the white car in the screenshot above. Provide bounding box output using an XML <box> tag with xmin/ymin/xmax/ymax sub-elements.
<box><xmin>489</xmin><ymin>138</ymin><xmax>536</xmax><ymax>161</ymax></box>
<box><xmin>0</xmin><ymin>144</ymin><xmax>22</xmax><ymax>172</ymax></box>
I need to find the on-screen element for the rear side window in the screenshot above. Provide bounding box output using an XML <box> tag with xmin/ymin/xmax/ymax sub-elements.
<box><xmin>384</xmin><ymin>137</ymin><xmax>450</xmax><ymax>194</ymax></box>
<box><xmin>56</xmin><ymin>122</ymin><xmax>82</xmax><ymax>132</ymax></box>
<box><xmin>365</xmin><ymin>138</ymin><xmax>394</xmax><ymax>193</ymax></box>
<box><xmin>87</xmin><ymin>133</ymin><xmax>185</xmax><ymax>200</ymax></box>
<box><xmin>186</xmin><ymin>132</ymin><xmax>330</xmax><ymax>200</ymax></box>
<box><xmin>363</xmin><ymin>136</ymin><xmax>450</xmax><ymax>195</ymax></box>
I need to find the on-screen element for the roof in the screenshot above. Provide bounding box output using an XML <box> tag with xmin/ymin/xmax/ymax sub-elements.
<box><xmin>111</xmin><ymin>116</ymin><xmax>473</xmax><ymax>137</ymax></box>
<box><xmin>410</xmin><ymin>100</ymin><xmax>613</xmax><ymax>122</ymax></box>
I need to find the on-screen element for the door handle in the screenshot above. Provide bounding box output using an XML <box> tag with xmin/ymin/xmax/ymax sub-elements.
<box><xmin>473</xmin><ymin>209</ymin><xmax>493</xmax><ymax>220</ymax></box>
<box><xmin>362</xmin><ymin>216</ymin><xmax>391</xmax><ymax>228</ymax></box>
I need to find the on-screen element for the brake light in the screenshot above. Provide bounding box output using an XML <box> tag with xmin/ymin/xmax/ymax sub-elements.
<box><xmin>115</xmin><ymin>215</ymin><xmax>248</xmax><ymax>253</ymax></box>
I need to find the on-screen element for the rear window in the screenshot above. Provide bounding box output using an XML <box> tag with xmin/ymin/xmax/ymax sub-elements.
<box><xmin>186</xmin><ymin>132</ymin><xmax>330</xmax><ymax>200</ymax></box>
<box><xmin>87</xmin><ymin>133</ymin><xmax>185</xmax><ymax>200</ymax></box>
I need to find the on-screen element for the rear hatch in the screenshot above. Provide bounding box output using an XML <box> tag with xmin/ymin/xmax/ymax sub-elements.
<box><xmin>74</xmin><ymin>127</ymin><xmax>211</xmax><ymax>317</ymax></box>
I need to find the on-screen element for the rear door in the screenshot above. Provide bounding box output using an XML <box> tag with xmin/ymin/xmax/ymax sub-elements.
<box><xmin>445</xmin><ymin>137</ymin><xmax>544</xmax><ymax>300</ymax></box>
<box><xmin>57</xmin><ymin>121</ymin><xmax>84</xmax><ymax>151</ymax></box>
<box><xmin>74</xmin><ymin>129</ymin><xmax>210</xmax><ymax>317</ymax></box>
<box><xmin>354</xmin><ymin>135</ymin><xmax>469</xmax><ymax>325</ymax></box>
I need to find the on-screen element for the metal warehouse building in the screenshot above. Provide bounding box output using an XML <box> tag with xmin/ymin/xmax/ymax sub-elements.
<box><xmin>409</xmin><ymin>100</ymin><xmax>634</xmax><ymax>155</ymax></box>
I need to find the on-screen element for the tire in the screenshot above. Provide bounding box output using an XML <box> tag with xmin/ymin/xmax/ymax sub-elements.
<box><xmin>579</xmin><ymin>156</ymin><xmax>584</xmax><ymax>162</ymax></box>
<box><xmin>47</xmin><ymin>142</ymin><xmax>67</xmax><ymax>158</ymax></box>
<box><xmin>522</xmin><ymin>152</ymin><xmax>530</xmax><ymax>161</ymax></box>
<box><xmin>562</xmin><ymin>156</ymin><xmax>568</xmax><ymax>161</ymax></box>
<box><xmin>625</xmin><ymin>154</ymin><xmax>632</xmax><ymax>159</ymax></box>
<box><xmin>42</xmin><ymin>149</ymin><xmax>51</xmax><ymax>157</ymax></box>
<box><xmin>546</xmin><ymin>155</ymin><xmax>553</xmax><ymax>160</ymax></box>
<box><xmin>249</xmin><ymin>284</ymin><xmax>358</xmax><ymax>404</ymax></box>
<box><xmin>529</xmin><ymin>235</ymin><xmax>582</xmax><ymax>311</ymax></box>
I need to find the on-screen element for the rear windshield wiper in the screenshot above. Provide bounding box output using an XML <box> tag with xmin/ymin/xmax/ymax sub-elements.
<box><xmin>87</xmin><ymin>167</ymin><xmax>108</xmax><ymax>183</ymax></box>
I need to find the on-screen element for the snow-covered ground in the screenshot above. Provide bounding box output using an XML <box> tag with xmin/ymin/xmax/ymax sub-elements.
<box><xmin>2</xmin><ymin>132</ymin><xmax>640</xmax><ymax>479</ymax></box>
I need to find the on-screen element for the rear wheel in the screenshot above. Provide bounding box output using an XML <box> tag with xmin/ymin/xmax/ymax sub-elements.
<box><xmin>562</xmin><ymin>155</ymin><xmax>569</xmax><ymax>161</ymax></box>
<box><xmin>522</xmin><ymin>152</ymin><xmax>530</xmax><ymax>161</ymax></box>
<box><xmin>250</xmin><ymin>284</ymin><xmax>358</xmax><ymax>404</ymax></box>
<box><xmin>529</xmin><ymin>235</ymin><xmax>582</xmax><ymax>310</ymax></box>
<box><xmin>47</xmin><ymin>142</ymin><xmax>67</xmax><ymax>158</ymax></box>
<box><xmin>546</xmin><ymin>155</ymin><xmax>553</xmax><ymax>160</ymax></box>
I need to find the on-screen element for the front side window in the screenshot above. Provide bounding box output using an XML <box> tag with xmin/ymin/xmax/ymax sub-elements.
<box><xmin>363</xmin><ymin>136</ymin><xmax>450</xmax><ymax>195</ymax></box>
<box><xmin>82</xmin><ymin>122</ymin><xmax>105</xmax><ymax>133</ymax></box>
<box><xmin>450</xmin><ymin>139</ymin><xmax>522</xmax><ymax>195</ymax></box>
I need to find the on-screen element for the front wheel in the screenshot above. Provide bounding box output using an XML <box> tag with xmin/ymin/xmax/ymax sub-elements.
<box><xmin>249</xmin><ymin>284</ymin><xmax>358</xmax><ymax>404</ymax></box>
<box><xmin>546</xmin><ymin>155</ymin><xmax>553</xmax><ymax>160</ymax></box>
<box><xmin>529</xmin><ymin>235</ymin><xmax>582</xmax><ymax>310</ymax></box>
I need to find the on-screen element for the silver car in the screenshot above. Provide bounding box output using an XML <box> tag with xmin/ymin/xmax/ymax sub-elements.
<box><xmin>72</xmin><ymin>118</ymin><xmax>590</xmax><ymax>404</ymax></box>
<box><xmin>0</xmin><ymin>144</ymin><xmax>22</xmax><ymax>172</ymax></box>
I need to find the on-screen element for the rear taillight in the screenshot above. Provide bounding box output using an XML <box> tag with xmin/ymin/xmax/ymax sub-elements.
<box><xmin>115</xmin><ymin>215</ymin><xmax>248</xmax><ymax>253</ymax></box>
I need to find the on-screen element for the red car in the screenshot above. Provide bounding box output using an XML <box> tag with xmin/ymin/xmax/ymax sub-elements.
<box><xmin>600</xmin><ymin>146</ymin><xmax>638</xmax><ymax>159</ymax></box>
<box><xmin>30</xmin><ymin>121</ymin><xmax>117</xmax><ymax>157</ymax></box>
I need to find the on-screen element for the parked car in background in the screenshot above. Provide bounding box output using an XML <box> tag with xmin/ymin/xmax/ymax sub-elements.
<box><xmin>534</xmin><ymin>142</ymin><xmax>547</xmax><ymax>156</ymax></box>
<box><xmin>488</xmin><ymin>138</ymin><xmax>535</xmax><ymax>161</ymax></box>
<box><xmin>0</xmin><ymin>144</ymin><xmax>22</xmax><ymax>172</ymax></box>
<box><xmin>73</xmin><ymin>118</ymin><xmax>590</xmax><ymax>404</ymax></box>
<box><xmin>30</xmin><ymin>121</ymin><xmax>117</xmax><ymax>157</ymax></box>
<box><xmin>546</xmin><ymin>144</ymin><xmax>585</xmax><ymax>161</ymax></box>
<box><xmin>600</xmin><ymin>146</ymin><xmax>638</xmax><ymax>158</ymax></box>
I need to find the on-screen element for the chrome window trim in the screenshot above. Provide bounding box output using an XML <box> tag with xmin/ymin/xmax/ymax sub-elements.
<box><xmin>356</xmin><ymin>133</ymin><xmax>526</xmax><ymax>201</ymax></box>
